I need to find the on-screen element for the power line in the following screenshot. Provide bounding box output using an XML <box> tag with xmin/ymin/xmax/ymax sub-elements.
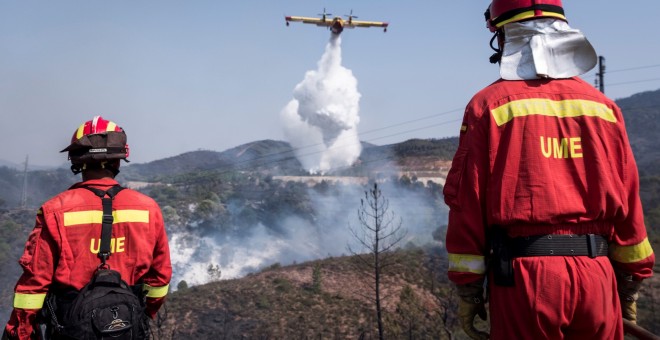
<box><xmin>160</xmin><ymin>108</ymin><xmax>463</xmax><ymax>175</ymax></box>
<box><xmin>359</xmin><ymin>108</ymin><xmax>462</xmax><ymax>138</ymax></box>
<box><xmin>154</xmin><ymin>62</ymin><xmax>659</xmax><ymax>176</ymax></box>
<box><xmin>156</xmin><ymin>84</ymin><xmax>658</xmax><ymax>180</ymax></box>
<box><xmin>607</xmin><ymin>64</ymin><xmax>660</xmax><ymax>74</ymax></box>
<box><xmin>589</xmin><ymin>59</ymin><xmax>660</xmax><ymax>93</ymax></box>
<box><xmin>609</xmin><ymin>78</ymin><xmax>660</xmax><ymax>87</ymax></box>
<box><xmin>364</xmin><ymin>118</ymin><xmax>462</xmax><ymax>143</ymax></box>
<box><xmin>148</xmin><ymin>93</ymin><xmax>658</xmax><ymax>186</ymax></box>
<box><xmin>146</xmin><ymin>61</ymin><xmax>659</xmax><ymax>180</ymax></box>
<box><xmin>150</xmin><ymin>113</ymin><xmax>463</xmax><ymax>182</ymax></box>
<box><xmin>238</xmin><ymin>117</ymin><xmax>461</xmax><ymax>171</ymax></box>
<box><xmin>584</xmin><ymin>63</ymin><xmax>660</xmax><ymax>77</ymax></box>
<box><xmin>149</xmin><ymin>68</ymin><xmax>660</xmax><ymax>180</ymax></box>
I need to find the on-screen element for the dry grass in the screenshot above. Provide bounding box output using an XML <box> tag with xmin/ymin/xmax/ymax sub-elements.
<box><xmin>150</xmin><ymin>248</ymin><xmax>454</xmax><ymax>339</ymax></box>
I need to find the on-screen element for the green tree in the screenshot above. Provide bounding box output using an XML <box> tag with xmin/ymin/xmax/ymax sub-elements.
<box><xmin>393</xmin><ymin>285</ymin><xmax>425</xmax><ymax>339</ymax></box>
<box><xmin>161</xmin><ymin>205</ymin><xmax>180</xmax><ymax>224</ymax></box>
<box><xmin>0</xmin><ymin>220</ymin><xmax>21</xmax><ymax>264</ymax></box>
<box><xmin>312</xmin><ymin>263</ymin><xmax>322</xmax><ymax>294</ymax></box>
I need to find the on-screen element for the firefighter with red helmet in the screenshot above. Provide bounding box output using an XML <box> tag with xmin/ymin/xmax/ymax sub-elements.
<box><xmin>3</xmin><ymin>116</ymin><xmax>172</xmax><ymax>339</ymax></box>
<box><xmin>444</xmin><ymin>1</ymin><xmax>655</xmax><ymax>339</ymax></box>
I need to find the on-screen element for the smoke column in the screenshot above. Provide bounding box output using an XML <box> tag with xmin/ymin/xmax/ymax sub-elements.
<box><xmin>281</xmin><ymin>35</ymin><xmax>362</xmax><ymax>174</ymax></box>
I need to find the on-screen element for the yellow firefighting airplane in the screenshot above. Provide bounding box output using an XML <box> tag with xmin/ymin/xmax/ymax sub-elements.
<box><xmin>285</xmin><ymin>9</ymin><xmax>388</xmax><ymax>35</ymax></box>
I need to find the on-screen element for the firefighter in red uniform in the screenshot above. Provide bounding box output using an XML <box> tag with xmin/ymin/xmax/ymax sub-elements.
<box><xmin>3</xmin><ymin>116</ymin><xmax>172</xmax><ymax>339</ymax></box>
<box><xmin>444</xmin><ymin>1</ymin><xmax>655</xmax><ymax>339</ymax></box>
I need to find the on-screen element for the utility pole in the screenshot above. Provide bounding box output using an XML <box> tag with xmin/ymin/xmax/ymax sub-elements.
<box><xmin>20</xmin><ymin>155</ymin><xmax>28</xmax><ymax>208</ymax></box>
<box><xmin>595</xmin><ymin>55</ymin><xmax>606</xmax><ymax>93</ymax></box>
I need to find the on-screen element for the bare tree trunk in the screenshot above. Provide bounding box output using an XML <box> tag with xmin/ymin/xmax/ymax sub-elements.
<box><xmin>375</xmin><ymin>232</ymin><xmax>384</xmax><ymax>340</ymax></box>
<box><xmin>373</xmin><ymin>191</ymin><xmax>385</xmax><ymax>340</ymax></box>
<box><xmin>348</xmin><ymin>182</ymin><xmax>406</xmax><ymax>340</ymax></box>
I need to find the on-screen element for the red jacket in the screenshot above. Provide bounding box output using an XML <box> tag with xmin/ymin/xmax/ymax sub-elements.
<box><xmin>444</xmin><ymin>77</ymin><xmax>655</xmax><ymax>285</ymax></box>
<box><xmin>5</xmin><ymin>178</ymin><xmax>172</xmax><ymax>340</ymax></box>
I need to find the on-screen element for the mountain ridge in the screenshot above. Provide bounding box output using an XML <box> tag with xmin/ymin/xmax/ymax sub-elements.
<box><xmin>119</xmin><ymin>137</ymin><xmax>459</xmax><ymax>182</ymax></box>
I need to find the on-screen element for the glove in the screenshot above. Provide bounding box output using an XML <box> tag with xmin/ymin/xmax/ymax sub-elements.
<box><xmin>617</xmin><ymin>273</ymin><xmax>642</xmax><ymax>324</ymax></box>
<box><xmin>620</xmin><ymin>295</ymin><xmax>637</xmax><ymax>324</ymax></box>
<box><xmin>456</xmin><ymin>282</ymin><xmax>489</xmax><ymax>340</ymax></box>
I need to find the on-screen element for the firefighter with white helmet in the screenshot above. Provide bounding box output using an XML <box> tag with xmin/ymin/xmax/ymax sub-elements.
<box><xmin>4</xmin><ymin>116</ymin><xmax>172</xmax><ymax>339</ymax></box>
<box><xmin>444</xmin><ymin>1</ymin><xmax>655</xmax><ymax>339</ymax></box>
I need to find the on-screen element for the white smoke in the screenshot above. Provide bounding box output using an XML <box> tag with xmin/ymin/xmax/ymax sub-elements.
<box><xmin>169</xmin><ymin>226</ymin><xmax>287</xmax><ymax>286</ymax></box>
<box><xmin>281</xmin><ymin>35</ymin><xmax>362</xmax><ymax>174</ymax></box>
<box><xmin>168</xmin><ymin>217</ymin><xmax>351</xmax><ymax>287</ymax></box>
<box><xmin>167</xmin><ymin>182</ymin><xmax>449</xmax><ymax>290</ymax></box>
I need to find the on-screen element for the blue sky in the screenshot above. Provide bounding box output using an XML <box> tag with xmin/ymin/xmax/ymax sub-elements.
<box><xmin>1</xmin><ymin>0</ymin><xmax>659</xmax><ymax>167</ymax></box>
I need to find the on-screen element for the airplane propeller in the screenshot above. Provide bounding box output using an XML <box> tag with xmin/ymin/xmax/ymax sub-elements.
<box><xmin>318</xmin><ymin>8</ymin><xmax>332</xmax><ymax>18</ymax></box>
<box><xmin>344</xmin><ymin>10</ymin><xmax>358</xmax><ymax>20</ymax></box>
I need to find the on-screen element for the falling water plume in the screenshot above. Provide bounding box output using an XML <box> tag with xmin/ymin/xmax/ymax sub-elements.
<box><xmin>281</xmin><ymin>35</ymin><xmax>362</xmax><ymax>174</ymax></box>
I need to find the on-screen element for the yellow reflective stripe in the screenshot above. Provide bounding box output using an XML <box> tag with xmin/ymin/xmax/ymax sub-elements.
<box><xmin>496</xmin><ymin>10</ymin><xmax>566</xmax><ymax>28</ymax></box>
<box><xmin>13</xmin><ymin>293</ymin><xmax>46</xmax><ymax>309</ymax></box>
<box><xmin>460</xmin><ymin>124</ymin><xmax>468</xmax><ymax>132</ymax></box>
<box><xmin>64</xmin><ymin>211</ymin><xmax>97</xmax><ymax>226</ymax></box>
<box><xmin>106</xmin><ymin>121</ymin><xmax>117</xmax><ymax>131</ymax></box>
<box><xmin>609</xmin><ymin>238</ymin><xmax>654</xmax><ymax>264</ymax></box>
<box><xmin>64</xmin><ymin>210</ymin><xmax>149</xmax><ymax>226</ymax></box>
<box><xmin>75</xmin><ymin>123</ymin><xmax>86</xmax><ymax>140</ymax></box>
<box><xmin>491</xmin><ymin>99</ymin><xmax>616</xmax><ymax>126</ymax></box>
<box><xmin>448</xmin><ymin>253</ymin><xmax>486</xmax><ymax>275</ymax></box>
<box><xmin>144</xmin><ymin>284</ymin><xmax>169</xmax><ymax>298</ymax></box>
<box><xmin>114</xmin><ymin>210</ymin><xmax>149</xmax><ymax>223</ymax></box>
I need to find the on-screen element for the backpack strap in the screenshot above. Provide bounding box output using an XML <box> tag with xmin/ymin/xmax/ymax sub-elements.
<box><xmin>81</xmin><ymin>185</ymin><xmax>125</xmax><ymax>266</ymax></box>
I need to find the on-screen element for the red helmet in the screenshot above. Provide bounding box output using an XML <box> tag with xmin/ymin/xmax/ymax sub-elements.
<box><xmin>61</xmin><ymin>116</ymin><xmax>130</xmax><ymax>166</ymax></box>
<box><xmin>486</xmin><ymin>0</ymin><xmax>566</xmax><ymax>31</ymax></box>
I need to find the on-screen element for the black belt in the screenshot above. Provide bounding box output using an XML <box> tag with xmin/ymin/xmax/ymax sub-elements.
<box><xmin>509</xmin><ymin>234</ymin><xmax>608</xmax><ymax>258</ymax></box>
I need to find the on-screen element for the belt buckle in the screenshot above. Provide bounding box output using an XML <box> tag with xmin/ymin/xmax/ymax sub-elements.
<box><xmin>587</xmin><ymin>234</ymin><xmax>597</xmax><ymax>258</ymax></box>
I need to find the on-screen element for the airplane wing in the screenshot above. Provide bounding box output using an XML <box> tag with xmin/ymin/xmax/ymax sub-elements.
<box><xmin>285</xmin><ymin>16</ymin><xmax>331</xmax><ymax>27</ymax></box>
<box><xmin>347</xmin><ymin>20</ymin><xmax>389</xmax><ymax>29</ymax></box>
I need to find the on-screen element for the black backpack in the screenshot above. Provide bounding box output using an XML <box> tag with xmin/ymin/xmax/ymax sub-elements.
<box><xmin>42</xmin><ymin>185</ymin><xmax>148</xmax><ymax>340</ymax></box>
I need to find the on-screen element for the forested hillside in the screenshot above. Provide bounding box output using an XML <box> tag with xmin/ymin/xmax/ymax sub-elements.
<box><xmin>620</xmin><ymin>89</ymin><xmax>660</xmax><ymax>247</ymax></box>
<box><xmin>617</xmin><ymin>89</ymin><xmax>660</xmax><ymax>175</ymax></box>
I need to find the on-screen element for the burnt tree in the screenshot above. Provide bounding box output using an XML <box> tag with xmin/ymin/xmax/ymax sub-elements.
<box><xmin>348</xmin><ymin>182</ymin><xmax>407</xmax><ymax>340</ymax></box>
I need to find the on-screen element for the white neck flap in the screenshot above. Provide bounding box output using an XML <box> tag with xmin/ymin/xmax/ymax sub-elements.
<box><xmin>500</xmin><ymin>18</ymin><xmax>597</xmax><ymax>80</ymax></box>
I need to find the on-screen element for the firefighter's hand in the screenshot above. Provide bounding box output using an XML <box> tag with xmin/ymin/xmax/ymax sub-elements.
<box><xmin>620</xmin><ymin>295</ymin><xmax>637</xmax><ymax>324</ymax></box>
<box><xmin>458</xmin><ymin>298</ymin><xmax>489</xmax><ymax>339</ymax></box>
<box><xmin>617</xmin><ymin>273</ymin><xmax>641</xmax><ymax>324</ymax></box>
<box><xmin>456</xmin><ymin>283</ymin><xmax>489</xmax><ymax>340</ymax></box>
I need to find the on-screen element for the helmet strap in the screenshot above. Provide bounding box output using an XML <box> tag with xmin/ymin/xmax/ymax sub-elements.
<box><xmin>70</xmin><ymin>164</ymin><xmax>83</xmax><ymax>175</ymax></box>
<box><xmin>489</xmin><ymin>31</ymin><xmax>504</xmax><ymax>64</ymax></box>
<box><xmin>70</xmin><ymin>161</ymin><xmax>120</xmax><ymax>177</ymax></box>
<box><xmin>104</xmin><ymin>162</ymin><xmax>121</xmax><ymax>177</ymax></box>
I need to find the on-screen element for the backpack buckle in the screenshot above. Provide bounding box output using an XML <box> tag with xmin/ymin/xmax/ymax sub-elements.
<box><xmin>97</xmin><ymin>253</ymin><xmax>111</xmax><ymax>268</ymax></box>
